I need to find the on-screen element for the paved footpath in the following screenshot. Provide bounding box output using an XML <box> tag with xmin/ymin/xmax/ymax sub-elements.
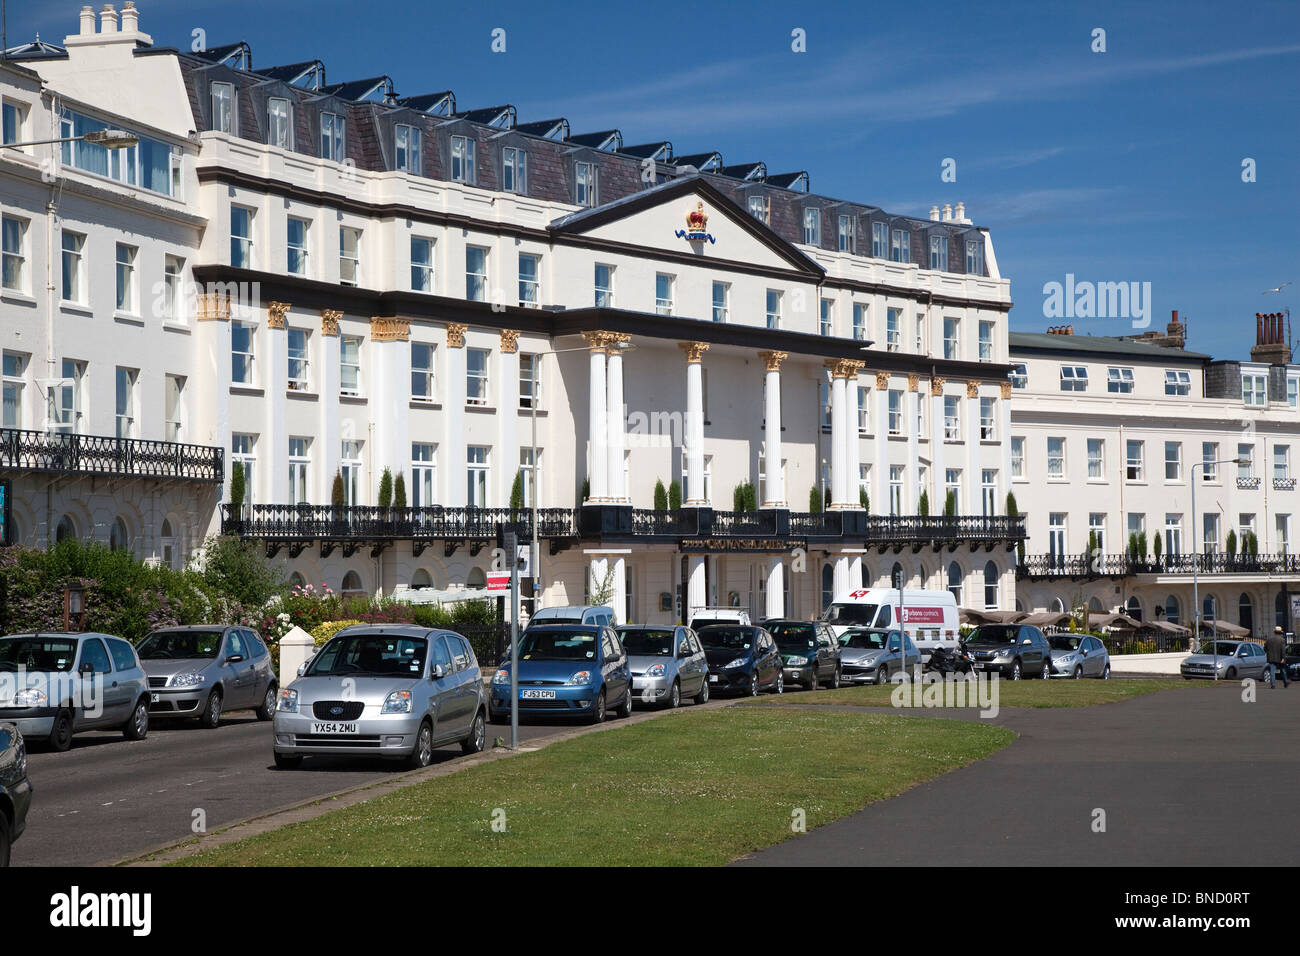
<box><xmin>736</xmin><ymin>683</ymin><xmax>1300</xmax><ymax>866</ymax></box>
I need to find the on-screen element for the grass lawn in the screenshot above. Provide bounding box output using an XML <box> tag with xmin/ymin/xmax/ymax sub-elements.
<box><xmin>176</xmin><ymin>706</ymin><xmax>1012</xmax><ymax>866</ymax></box>
<box><xmin>747</xmin><ymin>678</ymin><xmax>1205</xmax><ymax>710</ymax></box>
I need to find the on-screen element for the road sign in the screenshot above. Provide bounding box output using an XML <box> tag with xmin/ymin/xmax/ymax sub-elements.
<box><xmin>486</xmin><ymin>571</ymin><xmax>510</xmax><ymax>592</ymax></box>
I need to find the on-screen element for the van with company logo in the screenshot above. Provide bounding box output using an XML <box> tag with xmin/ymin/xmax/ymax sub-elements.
<box><xmin>821</xmin><ymin>588</ymin><xmax>960</xmax><ymax>661</ymax></box>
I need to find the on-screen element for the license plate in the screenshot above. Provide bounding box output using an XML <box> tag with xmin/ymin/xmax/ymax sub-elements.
<box><xmin>151</xmin><ymin>693</ymin><xmax>160</xmax><ymax>703</ymax></box>
<box><xmin>973</xmin><ymin>662</ymin><xmax>985</xmax><ymax>670</ymax></box>
<box><xmin>709</xmin><ymin>675</ymin><xmax>719</xmax><ymax>683</ymax></box>
<box><xmin>521</xmin><ymin>689</ymin><xmax>556</xmax><ymax>700</ymax></box>
<box><xmin>311</xmin><ymin>721</ymin><xmax>358</xmax><ymax>735</ymax></box>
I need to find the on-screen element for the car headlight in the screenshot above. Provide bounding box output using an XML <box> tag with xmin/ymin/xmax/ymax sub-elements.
<box><xmin>1058</xmin><ymin>654</ymin><xmax>1075</xmax><ymax>664</ymax></box>
<box><xmin>646</xmin><ymin>663</ymin><xmax>666</xmax><ymax>677</ymax></box>
<box><xmin>492</xmin><ymin>669</ymin><xmax>510</xmax><ymax>685</ymax></box>
<box><xmin>278</xmin><ymin>688</ymin><xmax>299</xmax><ymax>713</ymax></box>
<box><xmin>169</xmin><ymin>671</ymin><xmax>206</xmax><ymax>688</ymax></box>
<box><xmin>786</xmin><ymin>656</ymin><xmax>808</xmax><ymax>666</ymax></box>
<box><xmin>996</xmin><ymin>648</ymin><xmax>1013</xmax><ymax>657</ymax></box>
<box><xmin>382</xmin><ymin>690</ymin><xmax>412</xmax><ymax>714</ymax></box>
<box><xmin>567</xmin><ymin>670</ymin><xmax>593</xmax><ymax>685</ymax></box>
<box><xmin>1216</xmin><ymin>660</ymin><xmax>1227</xmax><ymax>669</ymax></box>
<box><xmin>725</xmin><ymin>657</ymin><xmax>749</xmax><ymax>669</ymax></box>
<box><xmin>12</xmin><ymin>688</ymin><xmax>47</xmax><ymax>708</ymax></box>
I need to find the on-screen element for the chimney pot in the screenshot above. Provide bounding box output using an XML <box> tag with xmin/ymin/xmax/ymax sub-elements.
<box><xmin>929</xmin><ymin>205</ymin><xmax>940</xmax><ymax>222</ymax></box>
<box><xmin>100</xmin><ymin>4</ymin><xmax>118</xmax><ymax>33</ymax></box>
<box><xmin>955</xmin><ymin>201</ymin><xmax>966</xmax><ymax>222</ymax></box>
<box><xmin>941</xmin><ymin>203</ymin><xmax>952</xmax><ymax>221</ymax></box>
<box><xmin>79</xmin><ymin>5</ymin><xmax>95</xmax><ymax>34</ymax></box>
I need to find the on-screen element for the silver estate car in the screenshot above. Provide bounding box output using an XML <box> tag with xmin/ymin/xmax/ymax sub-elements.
<box><xmin>0</xmin><ymin>632</ymin><xmax>150</xmax><ymax>751</ymax></box>
<box><xmin>838</xmin><ymin>629</ymin><xmax>921</xmax><ymax>684</ymax></box>
<box><xmin>138</xmin><ymin>626</ymin><xmax>278</xmax><ymax>727</ymax></box>
<box><xmin>1181</xmin><ymin>640</ymin><xmax>1272</xmax><ymax>681</ymax></box>
<box><xmin>616</xmin><ymin>625</ymin><xmax>710</xmax><ymax>708</ymax></box>
<box><xmin>1048</xmin><ymin>634</ymin><xmax>1111</xmax><ymax>679</ymax></box>
<box><xmin>273</xmin><ymin>625</ymin><xmax>487</xmax><ymax>769</ymax></box>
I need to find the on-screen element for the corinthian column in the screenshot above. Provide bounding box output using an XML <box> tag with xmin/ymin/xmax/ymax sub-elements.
<box><xmin>679</xmin><ymin>341</ymin><xmax>710</xmax><ymax>505</ymax></box>
<box><xmin>584</xmin><ymin>332</ymin><xmax>609</xmax><ymax>502</ymax></box>
<box><xmin>759</xmin><ymin>350</ymin><xmax>787</xmax><ymax>507</ymax></box>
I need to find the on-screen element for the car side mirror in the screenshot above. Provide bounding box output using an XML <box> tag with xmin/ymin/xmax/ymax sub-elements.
<box><xmin>296</xmin><ymin>663</ymin><xmax>308</xmax><ymax>677</ymax></box>
<box><xmin>1021</xmin><ymin>638</ymin><xmax>1033</xmax><ymax>645</ymax></box>
<box><xmin>433</xmin><ymin>664</ymin><xmax>447</xmax><ymax>679</ymax></box>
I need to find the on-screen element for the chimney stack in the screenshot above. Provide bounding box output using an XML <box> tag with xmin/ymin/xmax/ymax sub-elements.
<box><xmin>121</xmin><ymin>1</ymin><xmax>139</xmax><ymax>32</ymax></box>
<box><xmin>929</xmin><ymin>205</ymin><xmax>940</xmax><ymax>222</ymax></box>
<box><xmin>99</xmin><ymin>4</ymin><xmax>118</xmax><ymax>33</ymax></box>
<box><xmin>79</xmin><ymin>5</ymin><xmax>96</xmax><ymax>34</ymax></box>
<box><xmin>941</xmin><ymin>203</ymin><xmax>952</xmax><ymax>222</ymax></box>
<box><xmin>954</xmin><ymin>201</ymin><xmax>967</xmax><ymax>223</ymax></box>
<box><xmin>1251</xmin><ymin>311</ymin><xmax>1292</xmax><ymax>365</ymax></box>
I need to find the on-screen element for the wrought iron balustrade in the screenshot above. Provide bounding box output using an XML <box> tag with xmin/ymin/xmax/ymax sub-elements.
<box><xmin>0</xmin><ymin>428</ymin><xmax>223</xmax><ymax>482</ymax></box>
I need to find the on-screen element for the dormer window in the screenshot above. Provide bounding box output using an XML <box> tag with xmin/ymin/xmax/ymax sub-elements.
<box><xmin>802</xmin><ymin>207</ymin><xmax>820</xmax><ymax>245</ymax></box>
<box><xmin>748</xmin><ymin>194</ymin><xmax>769</xmax><ymax>224</ymax></box>
<box><xmin>837</xmin><ymin>215</ymin><xmax>856</xmax><ymax>253</ymax></box>
<box><xmin>890</xmin><ymin>228</ymin><xmax>910</xmax><ymax>264</ymax></box>
<box><xmin>320</xmin><ymin>111</ymin><xmax>345</xmax><ymax>162</ymax></box>
<box><xmin>929</xmin><ymin>235</ymin><xmax>948</xmax><ymax>271</ymax></box>
<box><xmin>871</xmin><ymin>221</ymin><xmax>886</xmax><ymax>258</ymax></box>
<box><xmin>503</xmin><ymin>147</ymin><xmax>527</xmax><ymax>193</ymax></box>
<box><xmin>211</xmin><ymin>82</ymin><xmax>235</xmax><ymax>134</ymax></box>
<box><xmin>966</xmin><ymin>238</ymin><xmax>984</xmax><ymax>275</ymax></box>
<box><xmin>451</xmin><ymin>135</ymin><xmax>476</xmax><ymax>184</ymax></box>
<box><xmin>395</xmin><ymin>124</ymin><xmax>421</xmax><ymax>173</ymax></box>
<box><xmin>575</xmin><ymin>162</ymin><xmax>597</xmax><ymax>206</ymax></box>
<box><xmin>267</xmin><ymin>97</ymin><xmax>292</xmax><ymax>149</ymax></box>
<box><xmin>1242</xmin><ymin>371</ymin><xmax>1267</xmax><ymax>407</ymax></box>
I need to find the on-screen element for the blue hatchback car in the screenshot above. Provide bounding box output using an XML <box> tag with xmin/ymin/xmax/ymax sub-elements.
<box><xmin>490</xmin><ymin>624</ymin><xmax>633</xmax><ymax>724</ymax></box>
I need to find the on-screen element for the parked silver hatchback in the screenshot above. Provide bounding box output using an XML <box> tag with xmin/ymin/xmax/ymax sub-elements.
<box><xmin>273</xmin><ymin>625</ymin><xmax>487</xmax><ymax>769</ymax></box>
<box><xmin>138</xmin><ymin>625</ymin><xmax>278</xmax><ymax>727</ymax></box>
<box><xmin>617</xmin><ymin>625</ymin><xmax>710</xmax><ymax>708</ymax></box>
<box><xmin>0</xmin><ymin>632</ymin><xmax>150</xmax><ymax>751</ymax></box>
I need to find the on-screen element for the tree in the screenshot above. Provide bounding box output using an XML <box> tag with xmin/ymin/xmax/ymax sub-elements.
<box><xmin>1153</xmin><ymin>532</ymin><xmax>1162</xmax><ymax>563</ymax></box>
<box><xmin>653</xmin><ymin>479</ymin><xmax>668</xmax><ymax>511</ymax></box>
<box><xmin>1128</xmin><ymin>531</ymin><xmax>1139</xmax><ymax>558</ymax></box>
<box><xmin>809</xmin><ymin>485</ymin><xmax>823</xmax><ymax>513</ymax></box>
<box><xmin>196</xmin><ymin>535</ymin><xmax>286</xmax><ymax>611</ymax></box>
<box><xmin>1226</xmin><ymin>529</ymin><xmax>1238</xmax><ymax>556</ymax></box>
<box><xmin>588</xmin><ymin>563</ymin><xmax>617</xmax><ymax>607</ymax></box>
<box><xmin>733</xmin><ymin>483</ymin><xmax>746</xmax><ymax>512</ymax></box>
<box><xmin>917</xmin><ymin>489</ymin><xmax>929</xmax><ymax>516</ymax></box>
<box><xmin>392</xmin><ymin>472</ymin><xmax>407</xmax><ymax>509</ymax></box>
<box><xmin>668</xmin><ymin>480</ymin><xmax>682</xmax><ymax>510</ymax></box>
<box><xmin>944</xmin><ymin>490</ymin><xmax>957</xmax><ymax>517</ymax></box>
<box><xmin>743</xmin><ymin>482</ymin><xmax>758</xmax><ymax>512</ymax></box>
<box><xmin>1137</xmin><ymin>531</ymin><xmax>1148</xmax><ymax>559</ymax></box>
<box><xmin>331</xmin><ymin>470</ymin><xmax>346</xmax><ymax>508</ymax></box>
<box><xmin>1247</xmin><ymin>530</ymin><xmax>1259</xmax><ymax>557</ymax></box>
<box><xmin>1005</xmin><ymin>491</ymin><xmax>1019</xmax><ymax>517</ymax></box>
<box><xmin>509</xmin><ymin>470</ymin><xmax>524</xmax><ymax>510</ymax></box>
<box><xmin>229</xmin><ymin>461</ymin><xmax>246</xmax><ymax>513</ymax></box>
<box><xmin>377</xmin><ymin>467</ymin><xmax>393</xmax><ymax>509</ymax></box>
<box><xmin>860</xmin><ymin>487</ymin><xmax>869</xmax><ymax>513</ymax></box>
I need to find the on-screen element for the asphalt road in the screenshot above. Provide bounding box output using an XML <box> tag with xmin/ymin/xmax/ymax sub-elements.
<box><xmin>735</xmin><ymin>682</ymin><xmax>1300</xmax><ymax>866</ymax></box>
<box><xmin>13</xmin><ymin>708</ymin><xmax>577</xmax><ymax>867</ymax></box>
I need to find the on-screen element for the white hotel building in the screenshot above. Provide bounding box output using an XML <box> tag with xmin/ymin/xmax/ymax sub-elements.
<box><xmin>4</xmin><ymin>3</ymin><xmax>1031</xmax><ymax>626</ymax></box>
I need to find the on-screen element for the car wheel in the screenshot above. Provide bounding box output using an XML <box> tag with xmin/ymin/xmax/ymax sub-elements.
<box><xmin>808</xmin><ymin>669</ymin><xmax>819</xmax><ymax>692</ymax></box>
<box><xmin>123</xmin><ymin>698</ymin><xmax>149</xmax><ymax>741</ymax></box>
<box><xmin>198</xmin><ymin>690</ymin><xmax>222</xmax><ymax>729</ymax></box>
<box><xmin>693</xmin><ymin>676</ymin><xmax>710</xmax><ymax>705</ymax></box>
<box><xmin>1073</xmin><ymin>666</ymin><xmax>1082</xmax><ymax>680</ymax></box>
<box><xmin>47</xmin><ymin>709</ymin><xmax>73</xmax><ymax>752</ymax></box>
<box><xmin>618</xmin><ymin>685</ymin><xmax>634</xmax><ymax>719</ymax></box>
<box><xmin>407</xmin><ymin>720</ymin><xmax>434</xmax><ymax>769</ymax></box>
<box><xmin>749</xmin><ymin>673</ymin><xmax>759</xmax><ymax>697</ymax></box>
<box><xmin>588</xmin><ymin>689</ymin><xmax>607</xmax><ymax>724</ymax></box>
<box><xmin>0</xmin><ymin>814</ymin><xmax>10</xmax><ymax>868</ymax></box>
<box><xmin>667</xmin><ymin>680</ymin><xmax>681</xmax><ymax>709</ymax></box>
<box><xmin>1226</xmin><ymin>667</ymin><xmax>1237</xmax><ymax>680</ymax></box>
<box><xmin>1010</xmin><ymin>660</ymin><xmax>1022</xmax><ymax>681</ymax></box>
<box><xmin>1101</xmin><ymin>664</ymin><xmax>1111</xmax><ymax>680</ymax></box>
<box><xmin>461</xmin><ymin>710</ymin><xmax>487</xmax><ymax>755</ymax></box>
<box><xmin>875</xmin><ymin>665</ymin><xmax>888</xmax><ymax>685</ymax></box>
<box><xmin>828</xmin><ymin>666</ymin><xmax>840</xmax><ymax>690</ymax></box>
<box><xmin>273</xmin><ymin>752</ymin><xmax>303</xmax><ymax>770</ymax></box>
<box><xmin>255</xmin><ymin>684</ymin><xmax>277</xmax><ymax>721</ymax></box>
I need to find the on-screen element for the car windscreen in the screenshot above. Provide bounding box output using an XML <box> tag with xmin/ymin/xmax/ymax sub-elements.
<box><xmin>823</xmin><ymin>603</ymin><xmax>877</xmax><ymax>625</ymax></box>
<box><xmin>618</xmin><ymin>630</ymin><xmax>674</xmax><ymax>656</ymax></box>
<box><xmin>307</xmin><ymin>635</ymin><xmax>427</xmax><ymax>677</ymax></box>
<box><xmin>697</xmin><ymin>627</ymin><xmax>752</xmax><ymax>651</ymax></box>
<box><xmin>1049</xmin><ymin>636</ymin><xmax>1082</xmax><ymax>651</ymax></box>
<box><xmin>967</xmin><ymin>625</ymin><xmax>1018</xmax><ymax>644</ymax></box>
<box><xmin>535</xmin><ymin>615</ymin><xmax>583</xmax><ymax>625</ymax></box>
<box><xmin>1203</xmin><ymin>643</ymin><xmax>1240</xmax><ymax>656</ymax></box>
<box><xmin>518</xmin><ymin>630</ymin><xmax>597</xmax><ymax>661</ymax></box>
<box><xmin>767</xmin><ymin>623</ymin><xmax>816</xmax><ymax>650</ymax></box>
<box><xmin>138</xmin><ymin>630</ymin><xmax>223</xmax><ymax>659</ymax></box>
<box><xmin>0</xmin><ymin>637</ymin><xmax>78</xmax><ymax>672</ymax></box>
<box><xmin>841</xmin><ymin>631</ymin><xmax>890</xmax><ymax>650</ymax></box>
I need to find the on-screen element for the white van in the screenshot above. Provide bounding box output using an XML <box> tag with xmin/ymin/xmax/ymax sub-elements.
<box><xmin>822</xmin><ymin>588</ymin><xmax>960</xmax><ymax>660</ymax></box>
<box><xmin>527</xmin><ymin>605</ymin><xmax>615</xmax><ymax>627</ymax></box>
<box><xmin>688</xmin><ymin>607</ymin><xmax>752</xmax><ymax>632</ymax></box>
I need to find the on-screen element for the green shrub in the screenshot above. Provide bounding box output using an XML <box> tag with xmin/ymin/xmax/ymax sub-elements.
<box><xmin>653</xmin><ymin>479</ymin><xmax>668</xmax><ymax>511</ymax></box>
<box><xmin>668</xmin><ymin>480</ymin><xmax>682</xmax><ymax>510</ymax></box>
<box><xmin>393</xmin><ymin>472</ymin><xmax>407</xmax><ymax>508</ymax></box>
<box><xmin>378</xmin><ymin>468</ymin><xmax>393</xmax><ymax>509</ymax></box>
<box><xmin>229</xmin><ymin>461</ymin><xmax>245</xmax><ymax>511</ymax></box>
<box><xmin>310</xmin><ymin>619</ymin><xmax>364</xmax><ymax>647</ymax></box>
<box><xmin>331</xmin><ymin>470</ymin><xmax>346</xmax><ymax>508</ymax></box>
<box><xmin>196</xmin><ymin>535</ymin><xmax>286</xmax><ymax>612</ymax></box>
<box><xmin>809</xmin><ymin>485</ymin><xmax>823</xmax><ymax>513</ymax></box>
<box><xmin>917</xmin><ymin>490</ymin><xmax>928</xmax><ymax>516</ymax></box>
<box><xmin>510</xmin><ymin>470</ymin><xmax>524</xmax><ymax>510</ymax></box>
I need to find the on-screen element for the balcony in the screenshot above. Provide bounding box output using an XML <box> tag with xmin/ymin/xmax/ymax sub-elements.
<box><xmin>0</xmin><ymin>428</ymin><xmax>223</xmax><ymax>483</ymax></box>
<box><xmin>1020</xmin><ymin>551</ymin><xmax>1300</xmax><ymax>578</ymax></box>
<box><xmin>1236</xmin><ymin>476</ymin><xmax>1261</xmax><ymax>490</ymax></box>
<box><xmin>1274</xmin><ymin>477</ymin><xmax>1296</xmax><ymax>491</ymax></box>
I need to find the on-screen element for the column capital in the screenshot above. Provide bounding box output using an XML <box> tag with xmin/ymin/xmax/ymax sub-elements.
<box><xmin>966</xmin><ymin>379</ymin><xmax>980</xmax><ymax>398</ymax></box>
<box><xmin>604</xmin><ymin>332</ymin><xmax>631</xmax><ymax>355</ymax></box>
<box><xmin>583</xmin><ymin>330</ymin><xmax>622</xmax><ymax>351</ymax></box>
<box><xmin>446</xmin><ymin>322</ymin><xmax>469</xmax><ymax>348</ymax></box>
<box><xmin>907</xmin><ymin>373</ymin><xmax>920</xmax><ymax>393</ymax></box>
<box><xmin>758</xmin><ymin>349</ymin><xmax>788</xmax><ymax>371</ymax></box>
<box><xmin>930</xmin><ymin>376</ymin><xmax>946</xmax><ymax>396</ymax></box>
<box><xmin>499</xmin><ymin>329</ymin><xmax>521</xmax><ymax>354</ymax></box>
<box><xmin>874</xmin><ymin>370</ymin><xmax>890</xmax><ymax>391</ymax></box>
<box><xmin>320</xmin><ymin>309</ymin><xmax>341</xmax><ymax>336</ymax></box>
<box><xmin>370</xmin><ymin>316</ymin><xmax>410</xmax><ymax>342</ymax></box>
<box><xmin>196</xmin><ymin>292</ymin><xmax>231</xmax><ymax>322</ymax></box>
<box><xmin>266</xmin><ymin>301</ymin><xmax>290</xmax><ymax>329</ymax></box>
<box><xmin>1000</xmin><ymin>380</ymin><xmax>1013</xmax><ymax>399</ymax></box>
<box><xmin>678</xmin><ymin>340</ymin><xmax>710</xmax><ymax>363</ymax></box>
<box><xmin>825</xmin><ymin>358</ymin><xmax>865</xmax><ymax>379</ymax></box>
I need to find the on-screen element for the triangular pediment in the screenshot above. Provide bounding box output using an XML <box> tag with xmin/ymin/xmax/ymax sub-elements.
<box><xmin>548</xmin><ymin>175</ymin><xmax>824</xmax><ymax>278</ymax></box>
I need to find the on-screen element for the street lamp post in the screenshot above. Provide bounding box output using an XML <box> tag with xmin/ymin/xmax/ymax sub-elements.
<box><xmin>1191</xmin><ymin>457</ymin><xmax>1249</xmax><ymax>680</ymax></box>
<box><xmin>2</xmin><ymin>129</ymin><xmax>140</xmax><ymax>152</ymax></box>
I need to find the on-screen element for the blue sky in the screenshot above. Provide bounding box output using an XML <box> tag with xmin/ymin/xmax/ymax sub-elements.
<box><xmin>12</xmin><ymin>0</ymin><xmax>1300</xmax><ymax>359</ymax></box>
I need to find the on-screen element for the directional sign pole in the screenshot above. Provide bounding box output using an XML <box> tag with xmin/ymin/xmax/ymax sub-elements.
<box><xmin>506</xmin><ymin>530</ymin><xmax>520</xmax><ymax>751</ymax></box>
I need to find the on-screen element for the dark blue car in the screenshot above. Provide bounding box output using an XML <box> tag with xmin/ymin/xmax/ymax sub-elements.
<box><xmin>0</xmin><ymin>722</ymin><xmax>32</xmax><ymax>867</ymax></box>
<box><xmin>490</xmin><ymin>624</ymin><xmax>633</xmax><ymax>724</ymax></box>
<box><xmin>698</xmin><ymin>624</ymin><xmax>784</xmax><ymax>696</ymax></box>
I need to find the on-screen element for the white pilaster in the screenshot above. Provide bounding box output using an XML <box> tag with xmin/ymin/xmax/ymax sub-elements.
<box><xmin>264</xmin><ymin>314</ymin><xmax>288</xmax><ymax>504</ymax></box>
<box><xmin>760</xmin><ymin>351</ymin><xmax>787</xmax><ymax>507</ymax></box>
<box><xmin>830</xmin><ymin>371</ymin><xmax>848</xmax><ymax>507</ymax></box>
<box><xmin>319</xmin><ymin>316</ymin><xmax>341</xmax><ymax>503</ymax></box>
<box><xmin>966</xmin><ymin>385</ymin><xmax>981</xmax><ymax>515</ymax></box>
<box><xmin>499</xmin><ymin>332</ymin><xmax>520</xmax><ymax>505</ymax></box>
<box><xmin>681</xmin><ymin>342</ymin><xmax>709</xmax><ymax>505</ymax></box>
<box><xmin>930</xmin><ymin>385</ymin><xmax>945</xmax><ymax>513</ymax></box>
<box><xmin>611</xmin><ymin>555</ymin><xmax>627</xmax><ymax>624</ymax></box>
<box><xmin>906</xmin><ymin>386</ymin><xmax>920</xmax><ymax>513</ymax></box>
<box><xmin>873</xmin><ymin>376</ymin><xmax>889</xmax><ymax>512</ymax></box>
<box><xmin>765</xmin><ymin>556</ymin><xmax>785</xmax><ymax>619</ymax></box>
<box><xmin>846</xmin><ymin>372</ymin><xmax>863</xmax><ymax>508</ymax></box>
<box><xmin>606</xmin><ymin>343</ymin><xmax>627</xmax><ymax>502</ymax></box>
<box><xmin>832</xmin><ymin>554</ymin><xmax>851</xmax><ymax>601</ymax></box>
<box><xmin>444</xmin><ymin>324</ymin><xmax>467</xmax><ymax>507</ymax></box>
<box><xmin>587</xmin><ymin>335</ymin><xmax>607</xmax><ymax>502</ymax></box>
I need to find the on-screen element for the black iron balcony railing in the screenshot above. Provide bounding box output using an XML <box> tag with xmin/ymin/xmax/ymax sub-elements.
<box><xmin>631</xmin><ymin>509</ymin><xmax>700</xmax><ymax>536</ymax></box>
<box><xmin>789</xmin><ymin>510</ymin><xmax>846</xmax><ymax>537</ymax></box>
<box><xmin>713</xmin><ymin>509</ymin><xmax>779</xmax><ymax>536</ymax></box>
<box><xmin>222</xmin><ymin>504</ymin><xmax>578</xmax><ymax>541</ymax></box>
<box><xmin>1237</xmin><ymin>476</ymin><xmax>1261</xmax><ymax>490</ymax></box>
<box><xmin>0</xmin><ymin>428</ymin><xmax>223</xmax><ymax>483</ymax></box>
<box><xmin>1274</xmin><ymin>477</ymin><xmax>1296</xmax><ymax>491</ymax></box>
<box><xmin>1020</xmin><ymin>551</ymin><xmax>1300</xmax><ymax>578</ymax></box>
<box><xmin>863</xmin><ymin>514</ymin><xmax>1026</xmax><ymax>544</ymax></box>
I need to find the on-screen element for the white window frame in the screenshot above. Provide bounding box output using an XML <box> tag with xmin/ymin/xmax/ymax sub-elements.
<box><xmin>1126</xmin><ymin>440</ymin><xmax>1144</xmax><ymax>481</ymax></box>
<box><xmin>339</xmin><ymin>226</ymin><xmax>361</xmax><ymax>286</ymax></box>
<box><xmin>1164</xmin><ymin>369</ymin><xmax>1191</xmax><ymax>396</ymax></box>
<box><xmin>1</xmin><ymin>215</ymin><xmax>28</xmax><ymax>293</ymax></box>
<box><xmin>231</xmin><ymin>321</ymin><xmax>256</xmax><ymax>385</ymax></box>
<box><xmin>287</xmin><ymin>327</ymin><xmax>310</xmax><ymax>390</ymax></box>
<box><xmin>288</xmin><ymin>437</ymin><xmax>311</xmax><ymax>505</ymax></box>
<box><xmin>1107</xmin><ymin>366</ymin><xmax>1135</xmax><ymax>394</ymax></box>
<box><xmin>575</xmin><ymin>161</ymin><xmax>596</xmax><ymax>206</ymax></box>
<box><xmin>802</xmin><ymin>207</ymin><xmax>820</xmax><ymax>245</ymax></box>
<box><xmin>466</xmin><ymin>348</ymin><xmax>490</xmax><ymax>407</ymax></box>
<box><xmin>1060</xmin><ymin>365</ymin><xmax>1088</xmax><ymax>391</ymax></box>
<box><xmin>268</xmin><ymin>97</ymin><xmax>293</xmax><ymax>149</ymax></box>
<box><xmin>395</xmin><ymin>123</ymin><xmax>421</xmax><ymax>173</ymax></box>
<box><xmin>451</xmin><ymin>135</ymin><xmax>476</xmax><ymax>184</ymax></box>
<box><xmin>340</xmin><ymin>335</ymin><xmax>362</xmax><ymax>396</ymax></box>
<box><xmin>60</xmin><ymin>230</ymin><xmax>85</xmax><ymax>304</ymax></box>
<box><xmin>502</xmin><ymin>146</ymin><xmax>527</xmax><ymax>194</ymax></box>
<box><xmin>466</xmin><ymin>246</ymin><xmax>488</xmax><ymax>302</ymax></box>
<box><xmin>211</xmin><ymin>81</ymin><xmax>235</xmax><ymax>134</ymax></box>
<box><xmin>1010</xmin><ymin>437</ymin><xmax>1025</xmax><ymax>479</ymax></box>
<box><xmin>410</xmin><ymin>236</ymin><xmax>434</xmax><ymax>293</ymax></box>
<box><xmin>2</xmin><ymin>350</ymin><xmax>26</xmax><ymax>429</ymax></box>
<box><xmin>1047</xmin><ymin>437</ymin><xmax>1065</xmax><ymax>478</ymax></box>
<box><xmin>287</xmin><ymin>217</ymin><xmax>310</xmax><ymax>277</ymax></box>
<box><xmin>114</xmin><ymin>366</ymin><xmax>137</xmax><ymax>439</ymax></box>
<box><xmin>411</xmin><ymin>442</ymin><xmax>437</xmax><ymax>508</ymax></box>
<box><xmin>320</xmin><ymin>111</ymin><xmax>345</xmax><ymax>163</ymax></box>
<box><xmin>837</xmin><ymin>214</ymin><xmax>855</xmax><ymax>253</ymax></box>
<box><xmin>411</xmin><ymin>341</ymin><xmax>436</xmax><ymax>403</ymax></box>
<box><xmin>230</xmin><ymin>206</ymin><xmax>253</xmax><ymax>269</ymax></box>
<box><xmin>518</xmin><ymin>253</ymin><xmax>541</xmax><ymax>308</ymax></box>
<box><xmin>712</xmin><ymin>281</ymin><xmax>730</xmax><ymax>324</ymax></box>
<box><xmin>656</xmin><ymin>273</ymin><xmax>675</xmax><ymax>315</ymax></box>
<box><xmin>114</xmin><ymin>242</ymin><xmax>137</xmax><ymax>314</ymax></box>
<box><xmin>1087</xmin><ymin>438</ymin><xmax>1104</xmax><ymax>479</ymax></box>
<box><xmin>467</xmin><ymin>444</ymin><xmax>490</xmax><ymax>507</ymax></box>
<box><xmin>594</xmin><ymin>263</ymin><xmax>614</xmax><ymax>308</ymax></box>
<box><xmin>929</xmin><ymin>234</ymin><xmax>948</xmax><ymax>271</ymax></box>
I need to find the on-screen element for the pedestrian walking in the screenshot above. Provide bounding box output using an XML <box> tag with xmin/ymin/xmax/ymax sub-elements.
<box><xmin>1266</xmin><ymin>626</ymin><xmax>1290</xmax><ymax>688</ymax></box>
